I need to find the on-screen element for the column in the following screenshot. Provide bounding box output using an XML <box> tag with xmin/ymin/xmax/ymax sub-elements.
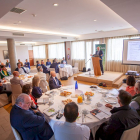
<box><xmin>7</xmin><ymin>39</ymin><xmax>17</xmax><ymax>73</ymax></box>
<box><xmin>65</xmin><ymin>41</ymin><xmax>72</xmax><ymax>65</ymax></box>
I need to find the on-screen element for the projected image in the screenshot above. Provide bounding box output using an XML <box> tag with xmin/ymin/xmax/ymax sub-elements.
<box><xmin>127</xmin><ymin>41</ymin><xmax>140</xmax><ymax>61</ymax></box>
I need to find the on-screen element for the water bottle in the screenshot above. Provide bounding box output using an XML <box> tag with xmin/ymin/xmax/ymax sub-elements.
<box><xmin>75</xmin><ymin>81</ymin><xmax>78</xmax><ymax>90</ymax></box>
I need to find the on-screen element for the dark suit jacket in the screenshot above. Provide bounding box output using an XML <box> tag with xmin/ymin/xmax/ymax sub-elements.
<box><xmin>41</xmin><ymin>64</ymin><xmax>49</xmax><ymax>73</ymax></box>
<box><xmin>15</xmin><ymin>67</ymin><xmax>27</xmax><ymax>73</ymax></box>
<box><xmin>49</xmin><ymin>76</ymin><xmax>61</xmax><ymax>90</ymax></box>
<box><xmin>61</xmin><ymin>60</ymin><xmax>67</xmax><ymax>64</ymax></box>
<box><xmin>97</xmin><ymin>105</ymin><xmax>140</xmax><ymax>140</ymax></box>
<box><xmin>36</xmin><ymin>64</ymin><xmax>41</xmax><ymax>68</ymax></box>
<box><xmin>32</xmin><ymin>86</ymin><xmax>42</xmax><ymax>98</ymax></box>
<box><xmin>10</xmin><ymin>105</ymin><xmax>54</xmax><ymax>140</ymax></box>
<box><xmin>46</xmin><ymin>62</ymin><xmax>51</xmax><ymax>66</ymax></box>
<box><xmin>50</xmin><ymin>63</ymin><xmax>59</xmax><ymax>73</ymax></box>
<box><xmin>95</xmin><ymin>50</ymin><xmax>103</xmax><ymax>59</ymax></box>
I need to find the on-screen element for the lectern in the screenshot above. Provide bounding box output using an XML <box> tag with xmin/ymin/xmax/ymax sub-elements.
<box><xmin>92</xmin><ymin>56</ymin><xmax>101</xmax><ymax>76</ymax></box>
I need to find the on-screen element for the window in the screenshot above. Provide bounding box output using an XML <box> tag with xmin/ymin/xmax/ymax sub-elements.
<box><xmin>33</xmin><ymin>45</ymin><xmax>46</xmax><ymax>59</ymax></box>
<box><xmin>86</xmin><ymin>41</ymin><xmax>92</xmax><ymax>69</ymax></box>
<box><xmin>71</xmin><ymin>41</ymin><xmax>85</xmax><ymax>59</ymax></box>
<box><xmin>48</xmin><ymin>43</ymin><xmax>65</xmax><ymax>59</ymax></box>
<box><xmin>93</xmin><ymin>41</ymin><xmax>99</xmax><ymax>54</ymax></box>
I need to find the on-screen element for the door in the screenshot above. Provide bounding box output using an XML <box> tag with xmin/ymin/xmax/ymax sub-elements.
<box><xmin>28</xmin><ymin>50</ymin><xmax>34</xmax><ymax>66</ymax></box>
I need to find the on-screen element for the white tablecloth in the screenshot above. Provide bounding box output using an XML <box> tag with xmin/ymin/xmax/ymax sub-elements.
<box><xmin>59</xmin><ymin>64</ymin><xmax>73</xmax><ymax>78</ymax></box>
<box><xmin>3</xmin><ymin>73</ymin><xmax>35</xmax><ymax>91</ymax></box>
<box><xmin>6</xmin><ymin>67</ymin><xmax>30</xmax><ymax>73</ymax></box>
<box><xmin>38</xmin><ymin>85</ymin><xmax>119</xmax><ymax>138</ymax></box>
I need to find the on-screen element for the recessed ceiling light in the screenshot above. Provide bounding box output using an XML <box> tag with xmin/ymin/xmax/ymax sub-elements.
<box><xmin>94</xmin><ymin>20</ymin><xmax>97</xmax><ymax>21</ymax></box>
<box><xmin>53</xmin><ymin>3</ymin><xmax>58</xmax><ymax>6</ymax></box>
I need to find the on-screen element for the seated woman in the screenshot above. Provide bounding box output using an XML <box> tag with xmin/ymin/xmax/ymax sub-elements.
<box><xmin>22</xmin><ymin>84</ymin><xmax>38</xmax><ymax>109</ymax></box>
<box><xmin>32</xmin><ymin>76</ymin><xmax>42</xmax><ymax>99</ymax></box>
<box><xmin>126</xmin><ymin>75</ymin><xmax>136</xmax><ymax>96</ymax></box>
<box><xmin>0</xmin><ymin>65</ymin><xmax>10</xmax><ymax>79</ymax></box>
<box><xmin>24</xmin><ymin>59</ymin><xmax>30</xmax><ymax>69</ymax></box>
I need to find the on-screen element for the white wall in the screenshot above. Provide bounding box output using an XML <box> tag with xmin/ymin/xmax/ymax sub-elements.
<box><xmin>0</xmin><ymin>45</ymin><xmax>29</xmax><ymax>64</ymax></box>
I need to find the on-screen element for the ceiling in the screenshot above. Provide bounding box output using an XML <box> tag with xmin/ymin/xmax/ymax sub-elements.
<box><xmin>0</xmin><ymin>0</ymin><xmax>139</xmax><ymax>45</ymax></box>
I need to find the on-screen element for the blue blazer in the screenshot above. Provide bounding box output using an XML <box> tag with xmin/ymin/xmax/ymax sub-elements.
<box><xmin>50</xmin><ymin>63</ymin><xmax>59</xmax><ymax>73</ymax></box>
<box><xmin>36</xmin><ymin>64</ymin><xmax>41</xmax><ymax>68</ymax></box>
<box><xmin>32</xmin><ymin>86</ymin><xmax>42</xmax><ymax>98</ymax></box>
<box><xmin>46</xmin><ymin>62</ymin><xmax>51</xmax><ymax>66</ymax></box>
<box><xmin>10</xmin><ymin>105</ymin><xmax>54</xmax><ymax>140</ymax></box>
<box><xmin>49</xmin><ymin>76</ymin><xmax>61</xmax><ymax>90</ymax></box>
<box><xmin>41</xmin><ymin>64</ymin><xmax>49</xmax><ymax>73</ymax></box>
<box><xmin>95</xmin><ymin>50</ymin><xmax>103</xmax><ymax>59</ymax></box>
<box><xmin>15</xmin><ymin>67</ymin><xmax>27</xmax><ymax>73</ymax></box>
<box><xmin>24</xmin><ymin>62</ymin><xmax>30</xmax><ymax>69</ymax></box>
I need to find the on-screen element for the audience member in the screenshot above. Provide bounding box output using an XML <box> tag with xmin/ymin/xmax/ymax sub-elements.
<box><xmin>50</xmin><ymin>59</ymin><xmax>59</xmax><ymax>73</ymax></box>
<box><xmin>0</xmin><ymin>65</ymin><xmax>10</xmax><ymax>79</ymax></box>
<box><xmin>61</xmin><ymin>57</ymin><xmax>67</xmax><ymax>64</ymax></box>
<box><xmin>5</xmin><ymin>60</ymin><xmax>10</xmax><ymax>67</ymax></box>
<box><xmin>41</xmin><ymin>60</ymin><xmax>50</xmax><ymax>74</ymax></box>
<box><xmin>22</xmin><ymin>84</ymin><xmax>37</xmax><ymax>109</ymax></box>
<box><xmin>10</xmin><ymin>93</ymin><xmax>54</xmax><ymax>140</ymax></box>
<box><xmin>46</xmin><ymin>59</ymin><xmax>51</xmax><ymax>66</ymax></box>
<box><xmin>36</xmin><ymin>66</ymin><xmax>46</xmax><ymax>81</ymax></box>
<box><xmin>126</xmin><ymin>75</ymin><xmax>136</xmax><ymax>96</ymax></box>
<box><xmin>32</xmin><ymin>76</ymin><xmax>42</xmax><ymax>98</ymax></box>
<box><xmin>49</xmin><ymin>71</ymin><xmax>61</xmax><ymax>90</ymax></box>
<box><xmin>0</xmin><ymin>82</ymin><xmax>12</xmax><ymax>97</ymax></box>
<box><xmin>24</xmin><ymin>59</ymin><xmax>30</xmax><ymax>69</ymax></box>
<box><xmin>10</xmin><ymin>71</ymin><xmax>23</xmax><ymax>87</ymax></box>
<box><xmin>15</xmin><ymin>63</ymin><xmax>27</xmax><ymax>74</ymax></box>
<box><xmin>36</xmin><ymin>61</ymin><xmax>41</xmax><ymax>68</ymax></box>
<box><xmin>49</xmin><ymin>102</ymin><xmax>90</xmax><ymax>140</ymax></box>
<box><xmin>130</xmin><ymin>80</ymin><xmax>140</xmax><ymax>115</ymax></box>
<box><xmin>95</xmin><ymin>90</ymin><xmax>140</xmax><ymax>140</ymax></box>
<box><xmin>18</xmin><ymin>59</ymin><xmax>23</xmax><ymax>66</ymax></box>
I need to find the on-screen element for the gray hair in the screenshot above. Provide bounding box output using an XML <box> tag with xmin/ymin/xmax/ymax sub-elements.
<box><xmin>37</xmin><ymin>66</ymin><xmax>43</xmax><ymax>72</ymax></box>
<box><xmin>15</xmin><ymin>93</ymin><xmax>29</xmax><ymax>105</ymax></box>
<box><xmin>135</xmin><ymin>80</ymin><xmax>140</xmax><ymax>92</ymax></box>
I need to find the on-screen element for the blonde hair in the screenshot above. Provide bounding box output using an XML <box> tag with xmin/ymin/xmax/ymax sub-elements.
<box><xmin>32</xmin><ymin>76</ymin><xmax>40</xmax><ymax>87</ymax></box>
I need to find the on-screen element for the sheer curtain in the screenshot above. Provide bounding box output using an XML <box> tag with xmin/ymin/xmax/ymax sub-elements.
<box><xmin>33</xmin><ymin>45</ymin><xmax>47</xmax><ymax>64</ymax></box>
<box><xmin>105</xmin><ymin>35</ymin><xmax>140</xmax><ymax>73</ymax></box>
<box><xmin>71</xmin><ymin>41</ymin><xmax>85</xmax><ymax>70</ymax></box>
<box><xmin>48</xmin><ymin>43</ymin><xmax>65</xmax><ymax>63</ymax></box>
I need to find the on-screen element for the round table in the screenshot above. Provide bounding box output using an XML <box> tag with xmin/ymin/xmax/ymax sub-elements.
<box><xmin>59</xmin><ymin>64</ymin><xmax>73</xmax><ymax>78</ymax></box>
<box><xmin>38</xmin><ymin>85</ymin><xmax>119</xmax><ymax>138</ymax></box>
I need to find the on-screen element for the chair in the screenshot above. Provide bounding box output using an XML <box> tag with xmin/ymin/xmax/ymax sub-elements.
<box><xmin>0</xmin><ymin>93</ymin><xmax>9</xmax><ymax>107</ymax></box>
<box><xmin>120</xmin><ymin>124</ymin><xmax>140</xmax><ymax>140</ymax></box>
<box><xmin>39</xmin><ymin>79</ymin><xmax>48</xmax><ymax>92</ymax></box>
<box><xmin>11</xmin><ymin>84</ymin><xmax>22</xmax><ymax>105</ymax></box>
<box><xmin>11</xmin><ymin>126</ymin><xmax>22</xmax><ymax>140</ymax></box>
<box><xmin>46</xmin><ymin>73</ymin><xmax>50</xmax><ymax>81</ymax></box>
<box><xmin>72</xmin><ymin>63</ymin><xmax>79</xmax><ymax>74</ymax></box>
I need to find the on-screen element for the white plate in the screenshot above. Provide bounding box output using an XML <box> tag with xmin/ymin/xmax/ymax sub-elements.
<box><xmin>104</xmin><ymin>96</ymin><xmax>117</xmax><ymax>104</ymax></box>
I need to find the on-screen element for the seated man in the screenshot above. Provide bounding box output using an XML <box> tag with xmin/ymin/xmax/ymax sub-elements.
<box><xmin>36</xmin><ymin>61</ymin><xmax>41</xmax><ymax>68</ymax></box>
<box><xmin>49</xmin><ymin>71</ymin><xmax>61</xmax><ymax>90</ymax></box>
<box><xmin>5</xmin><ymin>59</ymin><xmax>10</xmax><ymax>67</ymax></box>
<box><xmin>0</xmin><ymin>82</ymin><xmax>12</xmax><ymax>97</ymax></box>
<box><xmin>10</xmin><ymin>71</ymin><xmax>23</xmax><ymax>87</ymax></box>
<box><xmin>41</xmin><ymin>60</ymin><xmax>49</xmax><ymax>74</ymax></box>
<box><xmin>24</xmin><ymin>59</ymin><xmax>30</xmax><ymax>69</ymax></box>
<box><xmin>95</xmin><ymin>90</ymin><xmax>140</xmax><ymax>140</ymax></box>
<box><xmin>46</xmin><ymin>59</ymin><xmax>51</xmax><ymax>66</ymax></box>
<box><xmin>130</xmin><ymin>80</ymin><xmax>140</xmax><ymax>115</ymax></box>
<box><xmin>10</xmin><ymin>93</ymin><xmax>54</xmax><ymax>140</ymax></box>
<box><xmin>50</xmin><ymin>59</ymin><xmax>59</xmax><ymax>73</ymax></box>
<box><xmin>15</xmin><ymin>63</ymin><xmax>27</xmax><ymax>74</ymax></box>
<box><xmin>0</xmin><ymin>65</ymin><xmax>10</xmax><ymax>79</ymax></box>
<box><xmin>49</xmin><ymin>102</ymin><xmax>90</xmax><ymax>140</ymax></box>
<box><xmin>18</xmin><ymin>59</ymin><xmax>23</xmax><ymax>66</ymax></box>
<box><xmin>61</xmin><ymin>57</ymin><xmax>67</xmax><ymax>64</ymax></box>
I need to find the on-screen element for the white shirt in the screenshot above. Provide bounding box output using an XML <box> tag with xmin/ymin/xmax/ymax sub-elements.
<box><xmin>97</xmin><ymin>51</ymin><xmax>100</xmax><ymax>55</ymax></box>
<box><xmin>129</xmin><ymin>101</ymin><xmax>140</xmax><ymax>110</ymax></box>
<box><xmin>53</xmin><ymin>77</ymin><xmax>58</xmax><ymax>86</ymax></box>
<box><xmin>49</xmin><ymin>120</ymin><xmax>90</xmax><ymax>140</ymax></box>
<box><xmin>18</xmin><ymin>68</ymin><xmax>25</xmax><ymax>74</ymax></box>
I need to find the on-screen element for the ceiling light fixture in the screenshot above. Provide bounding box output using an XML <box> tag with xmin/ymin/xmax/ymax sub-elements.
<box><xmin>94</xmin><ymin>20</ymin><xmax>97</xmax><ymax>21</ymax></box>
<box><xmin>53</xmin><ymin>3</ymin><xmax>58</xmax><ymax>6</ymax></box>
<box><xmin>0</xmin><ymin>26</ymin><xmax>79</xmax><ymax>37</ymax></box>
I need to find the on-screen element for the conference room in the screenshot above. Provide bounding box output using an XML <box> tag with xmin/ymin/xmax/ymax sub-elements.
<box><xmin>0</xmin><ymin>0</ymin><xmax>140</xmax><ymax>140</ymax></box>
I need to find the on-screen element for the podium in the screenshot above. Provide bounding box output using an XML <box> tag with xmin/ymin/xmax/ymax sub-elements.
<box><xmin>92</xmin><ymin>56</ymin><xmax>101</xmax><ymax>76</ymax></box>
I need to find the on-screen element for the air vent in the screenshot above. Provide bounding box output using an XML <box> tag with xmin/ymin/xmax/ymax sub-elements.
<box><xmin>61</xmin><ymin>37</ymin><xmax>67</xmax><ymax>39</ymax></box>
<box><xmin>10</xmin><ymin>7</ymin><xmax>26</xmax><ymax>14</ymax></box>
<box><xmin>13</xmin><ymin>33</ymin><xmax>24</xmax><ymax>36</ymax></box>
<box><xmin>20</xmin><ymin>44</ymin><xmax>25</xmax><ymax>45</ymax></box>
